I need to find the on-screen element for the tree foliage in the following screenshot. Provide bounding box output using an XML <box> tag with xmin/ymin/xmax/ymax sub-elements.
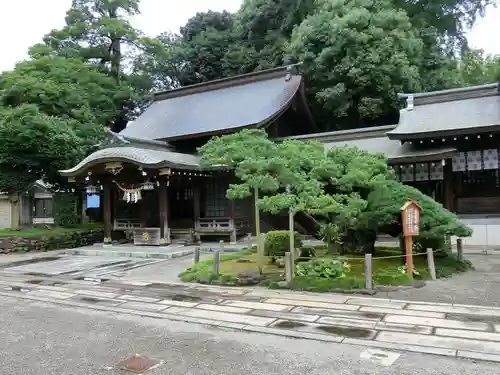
<box><xmin>202</xmin><ymin>131</ymin><xmax>471</xmax><ymax>251</ymax></box>
<box><xmin>0</xmin><ymin>105</ymin><xmax>84</xmax><ymax>193</ymax></box>
<box><xmin>0</xmin><ymin>56</ymin><xmax>133</xmax><ymax>141</ymax></box>
<box><xmin>285</xmin><ymin>0</ymin><xmax>423</xmax><ymax>128</ymax></box>
<box><xmin>137</xmin><ymin>0</ymin><xmax>497</xmax><ymax>130</ymax></box>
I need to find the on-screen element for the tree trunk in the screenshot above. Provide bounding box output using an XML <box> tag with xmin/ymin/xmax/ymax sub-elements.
<box><xmin>289</xmin><ymin>209</ymin><xmax>295</xmax><ymax>270</ymax></box>
<box><xmin>254</xmin><ymin>187</ymin><xmax>261</xmax><ymax>253</ymax></box>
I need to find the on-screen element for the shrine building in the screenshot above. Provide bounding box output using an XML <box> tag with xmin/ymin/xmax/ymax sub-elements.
<box><xmin>60</xmin><ymin>65</ymin><xmax>500</xmax><ymax>247</ymax></box>
<box><xmin>60</xmin><ymin>65</ymin><xmax>319</xmax><ymax>245</ymax></box>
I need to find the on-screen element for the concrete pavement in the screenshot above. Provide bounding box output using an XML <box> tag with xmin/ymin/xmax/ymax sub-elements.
<box><xmin>1</xmin><ymin>295</ymin><xmax>497</xmax><ymax>375</ymax></box>
<box><xmin>1</xmin><ymin>271</ymin><xmax>500</xmax><ymax>364</ymax></box>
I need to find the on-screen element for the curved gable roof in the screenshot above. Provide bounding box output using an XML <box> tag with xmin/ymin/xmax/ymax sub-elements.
<box><xmin>120</xmin><ymin>66</ymin><xmax>303</xmax><ymax>141</ymax></box>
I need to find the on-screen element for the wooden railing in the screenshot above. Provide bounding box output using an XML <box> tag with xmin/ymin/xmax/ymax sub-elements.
<box><xmin>114</xmin><ymin>218</ymin><xmax>143</xmax><ymax>231</ymax></box>
<box><xmin>195</xmin><ymin>217</ymin><xmax>233</xmax><ymax>233</ymax></box>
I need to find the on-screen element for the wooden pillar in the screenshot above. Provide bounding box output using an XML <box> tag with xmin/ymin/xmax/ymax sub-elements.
<box><xmin>159</xmin><ymin>179</ymin><xmax>170</xmax><ymax>244</ymax></box>
<box><xmin>103</xmin><ymin>183</ymin><xmax>112</xmax><ymax>240</ymax></box>
<box><xmin>230</xmin><ymin>200</ymin><xmax>237</xmax><ymax>243</ymax></box>
<box><xmin>443</xmin><ymin>159</ymin><xmax>454</xmax><ymax>212</ymax></box>
<box><xmin>193</xmin><ymin>185</ymin><xmax>201</xmax><ymax>223</ymax></box>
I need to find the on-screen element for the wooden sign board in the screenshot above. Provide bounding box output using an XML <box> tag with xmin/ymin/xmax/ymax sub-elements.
<box><xmin>400</xmin><ymin>200</ymin><xmax>422</xmax><ymax>276</ymax></box>
<box><xmin>401</xmin><ymin>200</ymin><xmax>422</xmax><ymax>237</ymax></box>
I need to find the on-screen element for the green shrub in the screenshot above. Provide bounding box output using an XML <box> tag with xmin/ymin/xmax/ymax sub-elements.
<box><xmin>435</xmin><ymin>254</ymin><xmax>473</xmax><ymax>278</ymax></box>
<box><xmin>295</xmin><ymin>258</ymin><xmax>350</xmax><ymax>279</ymax></box>
<box><xmin>264</xmin><ymin>230</ymin><xmax>302</xmax><ymax>257</ymax></box>
<box><xmin>53</xmin><ymin>193</ymin><xmax>80</xmax><ymax>227</ymax></box>
<box><xmin>290</xmin><ymin>275</ymin><xmax>364</xmax><ymax>292</ymax></box>
<box><xmin>373</xmin><ymin>266</ymin><xmax>413</xmax><ymax>285</ymax></box>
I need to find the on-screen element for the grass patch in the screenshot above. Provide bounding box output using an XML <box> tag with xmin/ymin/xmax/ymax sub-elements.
<box><xmin>178</xmin><ymin>243</ymin><xmax>473</xmax><ymax>292</ymax></box>
<box><xmin>0</xmin><ymin>223</ymin><xmax>103</xmax><ymax>238</ymax></box>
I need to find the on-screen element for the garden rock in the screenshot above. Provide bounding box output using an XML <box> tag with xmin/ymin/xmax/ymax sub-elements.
<box><xmin>236</xmin><ymin>271</ymin><xmax>265</xmax><ymax>285</ymax></box>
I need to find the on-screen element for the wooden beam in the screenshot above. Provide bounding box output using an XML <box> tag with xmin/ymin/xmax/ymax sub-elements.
<box><xmin>443</xmin><ymin>159</ymin><xmax>454</xmax><ymax>211</ymax></box>
<box><xmin>159</xmin><ymin>179</ymin><xmax>170</xmax><ymax>244</ymax></box>
<box><xmin>103</xmin><ymin>184</ymin><xmax>112</xmax><ymax>240</ymax></box>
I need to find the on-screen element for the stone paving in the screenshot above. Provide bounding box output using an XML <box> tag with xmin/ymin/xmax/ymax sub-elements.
<box><xmin>1</xmin><ymin>271</ymin><xmax>500</xmax><ymax>363</ymax></box>
<box><xmin>66</xmin><ymin>242</ymin><xmax>247</xmax><ymax>259</ymax></box>
<box><xmin>376</xmin><ymin>254</ymin><xmax>500</xmax><ymax>307</ymax></box>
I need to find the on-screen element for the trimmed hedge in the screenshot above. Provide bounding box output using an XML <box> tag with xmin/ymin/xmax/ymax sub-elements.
<box><xmin>0</xmin><ymin>228</ymin><xmax>103</xmax><ymax>253</ymax></box>
<box><xmin>264</xmin><ymin>230</ymin><xmax>303</xmax><ymax>257</ymax></box>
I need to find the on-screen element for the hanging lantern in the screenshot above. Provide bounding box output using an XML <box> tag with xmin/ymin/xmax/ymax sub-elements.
<box><xmin>142</xmin><ymin>181</ymin><xmax>155</xmax><ymax>191</ymax></box>
<box><xmin>86</xmin><ymin>185</ymin><xmax>98</xmax><ymax>195</ymax></box>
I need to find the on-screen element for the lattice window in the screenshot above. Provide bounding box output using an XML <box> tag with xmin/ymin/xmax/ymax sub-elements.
<box><xmin>205</xmin><ymin>182</ymin><xmax>227</xmax><ymax>217</ymax></box>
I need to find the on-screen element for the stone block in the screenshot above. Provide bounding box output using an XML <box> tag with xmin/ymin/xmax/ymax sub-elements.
<box><xmin>376</xmin><ymin>331</ymin><xmax>500</xmax><ymax>354</ymax></box>
<box><xmin>457</xmin><ymin>350</ymin><xmax>500</xmax><ymax>363</ymax></box>
<box><xmin>344</xmin><ymin>338</ymin><xmax>457</xmax><ymax>357</ymax></box>
<box><xmin>248</xmin><ymin>309</ymin><xmax>320</xmax><ymax>323</ymax></box>
<box><xmin>167</xmin><ymin>308</ymin><xmax>276</xmax><ymax>326</ymax></box>
<box><xmin>317</xmin><ymin>316</ymin><xmax>377</xmax><ymax>329</ymax></box>
<box><xmin>242</xmin><ymin>325</ymin><xmax>344</xmax><ymax>342</ymax></box>
<box><xmin>264</xmin><ymin>298</ymin><xmax>359</xmax><ymax>311</ymax></box>
<box><xmin>436</xmin><ymin>328</ymin><xmax>500</xmax><ymax>341</ymax></box>
<box><xmin>346</xmin><ymin>297</ymin><xmax>406</xmax><ymax>309</ymax></box>
<box><xmin>117</xmin><ymin>294</ymin><xmax>161</xmax><ymax>303</ymax></box>
<box><xmin>27</xmin><ymin>290</ymin><xmax>76</xmax><ymax>299</ymax></box>
<box><xmin>360</xmin><ymin>306</ymin><xmax>445</xmax><ymax>319</ymax></box>
<box><xmin>222</xmin><ymin>300</ymin><xmax>292</xmax><ymax>311</ymax></box>
<box><xmin>119</xmin><ymin>301</ymin><xmax>169</xmax><ymax>312</ymax></box>
<box><xmin>196</xmin><ymin>303</ymin><xmax>251</xmax><ymax>314</ymax></box>
<box><xmin>158</xmin><ymin>299</ymin><xmax>200</xmax><ymax>308</ymax></box>
<box><xmin>292</xmin><ymin>306</ymin><xmax>383</xmax><ymax>321</ymax></box>
<box><xmin>384</xmin><ymin>314</ymin><xmax>490</xmax><ymax>331</ymax></box>
<box><xmin>407</xmin><ymin>303</ymin><xmax>500</xmax><ymax>317</ymax></box>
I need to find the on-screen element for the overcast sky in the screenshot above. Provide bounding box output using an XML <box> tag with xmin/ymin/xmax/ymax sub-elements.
<box><xmin>0</xmin><ymin>0</ymin><xmax>499</xmax><ymax>73</ymax></box>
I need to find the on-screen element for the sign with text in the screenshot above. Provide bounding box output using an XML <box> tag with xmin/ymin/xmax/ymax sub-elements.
<box><xmin>401</xmin><ymin>200</ymin><xmax>422</xmax><ymax>237</ymax></box>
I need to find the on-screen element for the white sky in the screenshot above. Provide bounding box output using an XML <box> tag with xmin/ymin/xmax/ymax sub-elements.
<box><xmin>0</xmin><ymin>0</ymin><xmax>498</xmax><ymax>73</ymax></box>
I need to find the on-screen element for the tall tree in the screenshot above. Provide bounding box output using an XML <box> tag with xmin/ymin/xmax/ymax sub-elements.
<box><xmin>0</xmin><ymin>56</ymin><xmax>135</xmax><ymax>141</ymax></box>
<box><xmin>285</xmin><ymin>0</ymin><xmax>423</xmax><ymax>130</ymax></box>
<box><xmin>199</xmin><ymin>129</ymin><xmax>285</xmax><ymax>257</ymax></box>
<box><xmin>35</xmin><ymin>0</ymin><xmax>152</xmax><ymax>132</ymax></box>
<box><xmin>0</xmin><ymin>105</ymin><xmax>83</xmax><ymax>193</ymax></box>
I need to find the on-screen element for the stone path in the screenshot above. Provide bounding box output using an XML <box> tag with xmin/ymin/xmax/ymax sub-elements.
<box><xmin>1</xmin><ymin>271</ymin><xmax>500</xmax><ymax>364</ymax></box>
<box><xmin>66</xmin><ymin>242</ymin><xmax>247</xmax><ymax>259</ymax></box>
<box><xmin>376</xmin><ymin>254</ymin><xmax>500</xmax><ymax>307</ymax></box>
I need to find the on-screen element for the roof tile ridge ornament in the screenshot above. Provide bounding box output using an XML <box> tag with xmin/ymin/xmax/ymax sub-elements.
<box><xmin>406</xmin><ymin>94</ymin><xmax>414</xmax><ymax>111</ymax></box>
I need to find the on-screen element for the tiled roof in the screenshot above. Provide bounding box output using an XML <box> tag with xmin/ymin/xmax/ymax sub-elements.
<box><xmin>389</xmin><ymin>83</ymin><xmax>500</xmax><ymax>140</ymax></box>
<box><xmin>59</xmin><ymin>146</ymin><xmax>199</xmax><ymax>177</ymax></box>
<box><xmin>120</xmin><ymin>66</ymin><xmax>303</xmax><ymax>141</ymax></box>
<box><xmin>323</xmin><ymin>136</ymin><xmax>456</xmax><ymax>163</ymax></box>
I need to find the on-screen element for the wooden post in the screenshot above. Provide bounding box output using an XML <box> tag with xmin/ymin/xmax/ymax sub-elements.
<box><xmin>457</xmin><ymin>238</ymin><xmax>464</xmax><ymax>261</ymax></box>
<box><xmin>404</xmin><ymin>236</ymin><xmax>414</xmax><ymax>275</ymax></box>
<box><xmin>288</xmin><ymin>208</ymin><xmax>295</xmax><ymax>272</ymax></box>
<box><xmin>102</xmin><ymin>183</ymin><xmax>112</xmax><ymax>241</ymax></box>
<box><xmin>254</xmin><ymin>188</ymin><xmax>262</xmax><ymax>255</ymax></box>
<box><xmin>219</xmin><ymin>239</ymin><xmax>224</xmax><ymax>254</ymax></box>
<box><xmin>194</xmin><ymin>247</ymin><xmax>200</xmax><ymax>264</ymax></box>
<box><xmin>247</xmin><ymin>232</ymin><xmax>253</xmax><ymax>250</ymax></box>
<box><xmin>401</xmin><ymin>200</ymin><xmax>422</xmax><ymax>276</ymax></box>
<box><xmin>212</xmin><ymin>250</ymin><xmax>220</xmax><ymax>276</ymax></box>
<box><xmin>364</xmin><ymin>253</ymin><xmax>373</xmax><ymax>289</ymax></box>
<box><xmin>285</xmin><ymin>252</ymin><xmax>293</xmax><ymax>284</ymax></box>
<box><xmin>426</xmin><ymin>248</ymin><xmax>436</xmax><ymax>280</ymax></box>
<box><xmin>193</xmin><ymin>185</ymin><xmax>201</xmax><ymax>222</ymax></box>
<box><xmin>158</xmin><ymin>179</ymin><xmax>170</xmax><ymax>245</ymax></box>
<box><xmin>443</xmin><ymin>159</ymin><xmax>454</xmax><ymax>212</ymax></box>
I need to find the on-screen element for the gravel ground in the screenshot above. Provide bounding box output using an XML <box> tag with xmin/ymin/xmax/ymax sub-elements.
<box><xmin>0</xmin><ymin>294</ymin><xmax>498</xmax><ymax>374</ymax></box>
<box><xmin>376</xmin><ymin>254</ymin><xmax>500</xmax><ymax>306</ymax></box>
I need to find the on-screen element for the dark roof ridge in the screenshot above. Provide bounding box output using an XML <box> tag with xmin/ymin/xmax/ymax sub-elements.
<box><xmin>281</xmin><ymin>125</ymin><xmax>397</xmax><ymax>143</ymax></box>
<box><xmin>153</xmin><ymin>64</ymin><xmax>302</xmax><ymax>101</ymax></box>
<box><xmin>399</xmin><ymin>82</ymin><xmax>499</xmax><ymax>107</ymax></box>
